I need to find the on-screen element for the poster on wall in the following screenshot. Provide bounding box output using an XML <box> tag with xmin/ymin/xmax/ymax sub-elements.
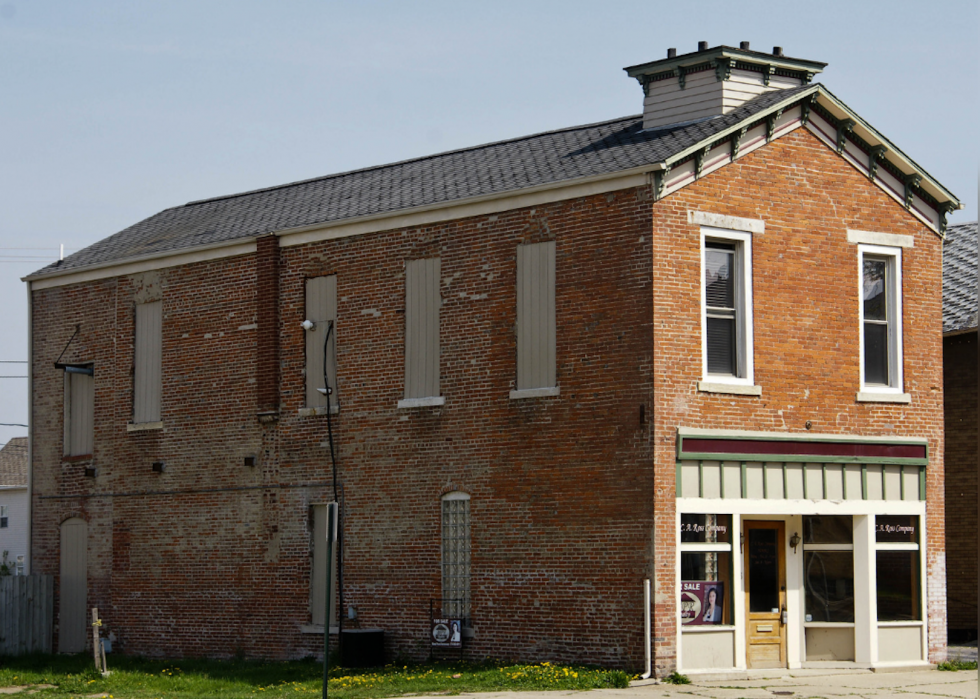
<box><xmin>431</xmin><ymin>618</ymin><xmax>463</xmax><ymax>647</ymax></box>
<box><xmin>680</xmin><ymin>582</ymin><xmax>725</xmax><ymax>625</ymax></box>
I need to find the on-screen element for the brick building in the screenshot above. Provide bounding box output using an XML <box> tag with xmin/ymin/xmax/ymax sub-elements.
<box><xmin>942</xmin><ymin>221</ymin><xmax>978</xmax><ymax>644</ymax></box>
<box><xmin>24</xmin><ymin>43</ymin><xmax>962</xmax><ymax>674</ymax></box>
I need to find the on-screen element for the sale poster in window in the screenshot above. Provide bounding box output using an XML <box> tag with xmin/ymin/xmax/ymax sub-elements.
<box><xmin>680</xmin><ymin>581</ymin><xmax>725</xmax><ymax>625</ymax></box>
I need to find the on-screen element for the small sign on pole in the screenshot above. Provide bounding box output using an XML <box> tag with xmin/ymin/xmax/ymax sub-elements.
<box><xmin>323</xmin><ymin>502</ymin><xmax>339</xmax><ymax>699</ymax></box>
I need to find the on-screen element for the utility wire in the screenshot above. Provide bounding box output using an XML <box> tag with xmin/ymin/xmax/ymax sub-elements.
<box><xmin>0</xmin><ymin>423</ymin><xmax>28</xmax><ymax>427</ymax></box>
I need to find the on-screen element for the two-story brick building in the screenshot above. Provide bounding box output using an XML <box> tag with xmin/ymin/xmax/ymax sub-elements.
<box><xmin>24</xmin><ymin>43</ymin><xmax>961</xmax><ymax>675</ymax></box>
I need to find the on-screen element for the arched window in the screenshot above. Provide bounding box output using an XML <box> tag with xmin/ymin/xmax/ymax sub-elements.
<box><xmin>441</xmin><ymin>492</ymin><xmax>470</xmax><ymax>620</ymax></box>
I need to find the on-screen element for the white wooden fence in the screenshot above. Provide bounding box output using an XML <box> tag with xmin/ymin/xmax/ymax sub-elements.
<box><xmin>0</xmin><ymin>575</ymin><xmax>53</xmax><ymax>655</ymax></box>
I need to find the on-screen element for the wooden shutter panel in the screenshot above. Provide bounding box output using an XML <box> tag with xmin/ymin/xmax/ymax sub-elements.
<box><xmin>305</xmin><ymin>276</ymin><xmax>338</xmax><ymax>408</ymax></box>
<box><xmin>516</xmin><ymin>241</ymin><xmax>556</xmax><ymax>390</ymax></box>
<box><xmin>405</xmin><ymin>258</ymin><xmax>441</xmax><ymax>399</ymax></box>
<box><xmin>310</xmin><ymin>505</ymin><xmax>338</xmax><ymax>627</ymax></box>
<box><xmin>67</xmin><ymin>372</ymin><xmax>94</xmax><ymax>456</ymax></box>
<box><xmin>133</xmin><ymin>301</ymin><xmax>162</xmax><ymax>423</ymax></box>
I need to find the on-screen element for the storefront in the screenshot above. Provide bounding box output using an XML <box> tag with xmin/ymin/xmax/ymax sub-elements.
<box><xmin>674</xmin><ymin>428</ymin><xmax>929</xmax><ymax>672</ymax></box>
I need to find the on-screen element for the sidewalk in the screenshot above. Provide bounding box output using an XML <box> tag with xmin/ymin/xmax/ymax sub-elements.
<box><xmin>418</xmin><ymin>669</ymin><xmax>978</xmax><ymax>699</ymax></box>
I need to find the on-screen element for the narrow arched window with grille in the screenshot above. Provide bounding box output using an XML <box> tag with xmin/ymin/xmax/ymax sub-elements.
<box><xmin>441</xmin><ymin>492</ymin><xmax>471</xmax><ymax>620</ymax></box>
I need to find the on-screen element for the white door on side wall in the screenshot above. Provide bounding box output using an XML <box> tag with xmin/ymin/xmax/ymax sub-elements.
<box><xmin>58</xmin><ymin>517</ymin><xmax>87</xmax><ymax>653</ymax></box>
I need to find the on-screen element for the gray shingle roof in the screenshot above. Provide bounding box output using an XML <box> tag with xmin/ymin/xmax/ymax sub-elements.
<box><xmin>943</xmin><ymin>221</ymin><xmax>978</xmax><ymax>334</ymax></box>
<box><xmin>0</xmin><ymin>437</ymin><xmax>27</xmax><ymax>487</ymax></box>
<box><xmin>29</xmin><ymin>85</ymin><xmax>816</xmax><ymax>278</ymax></box>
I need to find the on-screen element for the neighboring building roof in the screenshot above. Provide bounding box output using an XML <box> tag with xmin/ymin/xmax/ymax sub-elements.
<box><xmin>24</xmin><ymin>84</ymin><xmax>815</xmax><ymax>278</ymax></box>
<box><xmin>0</xmin><ymin>437</ymin><xmax>27</xmax><ymax>487</ymax></box>
<box><xmin>943</xmin><ymin>221</ymin><xmax>979</xmax><ymax>334</ymax></box>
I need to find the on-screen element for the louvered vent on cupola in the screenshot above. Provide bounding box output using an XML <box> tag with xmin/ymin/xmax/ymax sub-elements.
<box><xmin>624</xmin><ymin>42</ymin><xmax>827</xmax><ymax>130</ymax></box>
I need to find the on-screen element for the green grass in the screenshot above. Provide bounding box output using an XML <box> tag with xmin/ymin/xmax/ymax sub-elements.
<box><xmin>937</xmin><ymin>659</ymin><xmax>978</xmax><ymax>672</ymax></box>
<box><xmin>0</xmin><ymin>653</ymin><xmax>630</xmax><ymax>699</ymax></box>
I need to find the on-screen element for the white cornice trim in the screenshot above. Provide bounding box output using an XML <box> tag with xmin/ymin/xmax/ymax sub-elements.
<box><xmin>26</xmin><ymin>241</ymin><xmax>257</xmax><ymax>290</ymax></box>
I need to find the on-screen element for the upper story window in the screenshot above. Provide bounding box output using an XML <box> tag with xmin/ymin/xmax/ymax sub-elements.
<box><xmin>700</xmin><ymin>227</ymin><xmax>754</xmax><ymax>388</ymax></box>
<box><xmin>64</xmin><ymin>366</ymin><xmax>94</xmax><ymax>456</ymax></box>
<box><xmin>512</xmin><ymin>241</ymin><xmax>557</xmax><ymax>398</ymax></box>
<box><xmin>133</xmin><ymin>301</ymin><xmax>162</xmax><ymax>424</ymax></box>
<box><xmin>859</xmin><ymin>245</ymin><xmax>903</xmax><ymax>392</ymax></box>
<box><xmin>305</xmin><ymin>276</ymin><xmax>338</xmax><ymax>410</ymax></box>
<box><xmin>0</xmin><ymin>504</ymin><xmax>7</xmax><ymax>528</ymax></box>
<box><xmin>401</xmin><ymin>258</ymin><xmax>442</xmax><ymax>407</ymax></box>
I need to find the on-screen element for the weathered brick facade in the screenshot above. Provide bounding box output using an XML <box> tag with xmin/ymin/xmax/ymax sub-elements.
<box><xmin>29</xmin><ymin>123</ymin><xmax>949</xmax><ymax>670</ymax></box>
<box><xmin>943</xmin><ymin>331</ymin><xmax>977</xmax><ymax>641</ymax></box>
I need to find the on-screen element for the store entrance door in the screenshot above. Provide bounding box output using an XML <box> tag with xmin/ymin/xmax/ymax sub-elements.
<box><xmin>744</xmin><ymin>521</ymin><xmax>786</xmax><ymax>669</ymax></box>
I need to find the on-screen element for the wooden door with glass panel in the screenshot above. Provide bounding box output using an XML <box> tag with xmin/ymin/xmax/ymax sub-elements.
<box><xmin>744</xmin><ymin>521</ymin><xmax>786</xmax><ymax>669</ymax></box>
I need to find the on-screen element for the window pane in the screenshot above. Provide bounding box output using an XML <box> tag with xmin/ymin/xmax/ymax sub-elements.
<box><xmin>804</xmin><ymin>551</ymin><xmax>854</xmax><ymax>622</ymax></box>
<box><xmin>681</xmin><ymin>551</ymin><xmax>731</xmax><ymax>625</ymax></box>
<box><xmin>680</xmin><ymin>514</ymin><xmax>731</xmax><ymax>544</ymax></box>
<box><xmin>442</xmin><ymin>497</ymin><xmax>471</xmax><ymax>619</ymax></box>
<box><xmin>748</xmin><ymin>528</ymin><xmax>779</xmax><ymax>613</ymax></box>
<box><xmin>705</xmin><ymin>249</ymin><xmax>735</xmax><ymax>309</ymax></box>
<box><xmin>864</xmin><ymin>322</ymin><xmax>888</xmax><ymax>385</ymax></box>
<box><xmin>863</xmin><ymin>259</ymin><xmax>887</xmax><ymax>321</ymax></box>
<box><xmin>707</xmin><ymin>316</ymin><xmax>736</xmax><ymax>375</ymax></box>
<box><xmin>876</xmin><ymin>551</ymin><xmax>920</xmax><ymax>621</ymax></box>
<box><xmin>804</xmin><ymin>515</ymin><xmax>853</xmax><ymax>545</ymax></box>
<box><xmin>876</xmin><ymin>515</ymin><xmax>918</xmax><ymax>544</ymax></box>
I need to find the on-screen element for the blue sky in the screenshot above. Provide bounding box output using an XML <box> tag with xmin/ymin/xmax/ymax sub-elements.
<box><xmin>0</xmin><ymin>1</ymin><xmax>976</xmax><ymax>447</ymax></box>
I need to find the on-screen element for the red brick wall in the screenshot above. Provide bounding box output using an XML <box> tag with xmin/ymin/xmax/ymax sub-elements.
<box><xmin>649</xmin><ymin>127</ymin><xmax>946</xmax><ymax>671</ymax></box>
<box><xmin>944</xmin><ymin>331</ymin><xmax>977</xmax><ymax>640</ymax></box>
<box><xmin>31</xmin><ymin>187</ymin><xmax>657</xmax><ymax>666</ymax></box>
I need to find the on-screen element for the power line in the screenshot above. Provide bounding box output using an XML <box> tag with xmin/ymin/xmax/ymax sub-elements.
<box><xmin>0</xmin><ymin>423</ymin><xmax>28</xmax><ymax>427</ymax></box>
<box><xmin>0</xmin><ymin>376</ymin><xmax>28</xmax><ymax>379</ymax></box>
<box><xmin>0</xmin><ymin>361</ymin><xmax>26</xmax><ymax>364</ymax></box>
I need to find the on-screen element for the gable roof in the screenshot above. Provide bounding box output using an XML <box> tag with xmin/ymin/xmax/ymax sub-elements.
<box><xmin>25</xmin><ymin>83</ymin><xmax>960</xmax><ymax>286</ymax></box>
<box><xmin>943</xmin><ymin>221</ymin><xmax>978</xmax><ymax>335</ymax></box>
<box><xmin>0</xmin><ymin>437</ymin><xmax>27</xmax><ymax>487</ymax></box>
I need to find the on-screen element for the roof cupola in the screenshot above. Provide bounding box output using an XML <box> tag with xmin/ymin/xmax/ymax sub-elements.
<box><xmin>624</xmin><ymin>43</ymin><xmax>826</xmax><ymax>130</ymax></box>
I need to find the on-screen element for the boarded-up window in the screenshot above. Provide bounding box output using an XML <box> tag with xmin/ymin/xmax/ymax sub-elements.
<box><xmin>64</xmin><ymin>370</ymin><xmax>94</xmax><ymax>456</ymax></box>
<box><xmin>405</xmin><ymin>258</ymin><xmax>441</xmax><ymax>399</ymax></box>
<box><xmin>305</xmin><ymin>276</ymin><xmax>338</xmax><ymax>408</ymax></box>
<box><xmin>310</xmin><ymin>504</ymin><xmax>338</xmax><ymax>628</ymax></box>
<box><xmin>133</xmin><ymin>301</ymin><xmax>162</xmax><ymax>424</ymax></box>
<box><xmin>516</xmin><ymin>241</ymin><xmax>556</xmax><ymax>390</ymax></box>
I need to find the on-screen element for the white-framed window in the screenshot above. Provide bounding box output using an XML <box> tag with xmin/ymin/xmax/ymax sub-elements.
<box><xmin>858</xmin><ymin>245</ymin><xmax>903</xmax><ymax>393</ymax></box>
<box><xmin>0</xmin><ymin>505</ymin><xmax>7</xmax><ymax>528</ymax></box>
<box><xmin>700</xmin><ymin>227</ymin><xmax>754</xmax><ymax>386</ymax></box>
<box><xmin>679</xmin><ymin>513</ymin><xmax>733</xmax><ymax>627</ymax></box>
<box><xmin>874</xmin><ymin>515</ymin><xmax>921</xmax><ymax>621</ymax></box>
<box><xmin>441</xmin><ymin>492</ymin><xmax>471</xmax><ymax>619</ymax></box>
<box><xmin>802</xmin><ymin>515</ymin><xmax>854</xmax><ymax>623</ymax></box>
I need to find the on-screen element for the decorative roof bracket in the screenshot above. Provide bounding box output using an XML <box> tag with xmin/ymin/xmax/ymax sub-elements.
<box><xmin>867</xmin><ymin>145</ymin><xmax>887</xmax><ymax>182</ymax></box>
<box><xmin>802</xmin><ymin>71</ymin><xmax>815</xmax><ymax>84</ymax></box>
<box><xmin>800</xmin><ymin>93</ymin><xmax>818</xmax><ymax>126</ymax></box>
<box><xmin>653</xmin><ymin>163</ymin><xmax>672</xmax><ymax>200</ymax></box>
<box><xmin>676</xmin><ymin>65</ymin><xmax>687</xmax><ymax>90</ymax></box>
<box><xmin>638</xmin><ymin>74</ymin><xmax>653</xmax><ymax>97</ymax></box>
<box><xmin>714</xmin><ymin>57</ymin><xmax>734</xmax><ymax>82</ymax></box>
<box><xmin>938</xmin><ymin>202</ymin><xmax>956</xmax><ymax>235</ymax></box>
<box><xmin>730</xmin><ymin>126</ymin><xmax>748</xmax><ymax>161</ymax></box>
<box><xmin>836</xmin><ymin>119</ymin><xmax>855</xmax><ymax>154</ymax></box>
<box><xmin>694</xmin><ymin>145</ymin><xmax>711</xmax><ymax>179</ymax></box>
<box><xmin>766</xmin><ymin>108</ymin><xmax>784</xmax><ymax>142</ymax></box>
<box><xmin>763</xmin><ymin>64</ymin><xmax>775</xmax><ymax>86</ymax></box>
<box><xmin>903</xmin><ymin>173</ymin><xmax>922</xmax><ymax>210</ymax></box>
